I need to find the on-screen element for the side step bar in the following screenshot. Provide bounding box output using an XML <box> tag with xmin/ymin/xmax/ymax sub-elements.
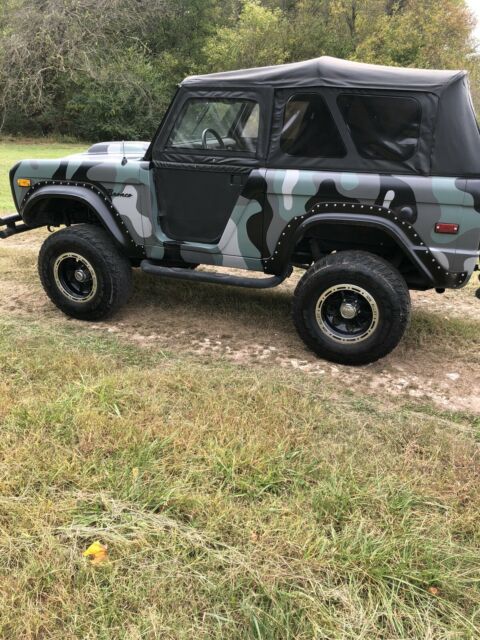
<box><xmin>0</xmin><ymin>214</ymin><xmax>30</xmax><ymax>239</ymax></box>
<box><xmin>141</xmin><ymin>260</ymin><xmax>289</xmax><ymax>289</ymax></box>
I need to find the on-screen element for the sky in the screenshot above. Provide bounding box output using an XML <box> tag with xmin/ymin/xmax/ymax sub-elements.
<box><xmin>468</xmin><ymin>0</ymin><xmax>480</xmax><ymax>43</ymax></box>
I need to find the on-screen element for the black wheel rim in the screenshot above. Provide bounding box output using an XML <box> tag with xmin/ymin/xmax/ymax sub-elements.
<box><xmin>53</xmin><ymin>252</ymin><xmax>98</xmax><ymax>303</ymax></box>
<box><xmin>315</xmin><ymin>284</ymin><xmax>379</xmax><ymax>344</ymax></box>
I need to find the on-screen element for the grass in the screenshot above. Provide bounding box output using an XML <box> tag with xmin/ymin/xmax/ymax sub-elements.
<box><xmin>0</xmin><ymin>316</ymin><xmax>479</xmax><ymax>639</ymax></box>
<box><xmin>0</xmin><ymin>138</ymin><xmax>478</xmax><ymax>638</ymax></box>
<box><xmin>0</xmin><ymin>138</ymin><xmax>85</xmax><ymax>213</ymax></box>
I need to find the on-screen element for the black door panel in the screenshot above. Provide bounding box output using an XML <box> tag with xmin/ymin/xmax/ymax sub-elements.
<box><xmin>156</xmin><ymin>167</ymin><xmax>248</xmax><ymax>244</ymax></box>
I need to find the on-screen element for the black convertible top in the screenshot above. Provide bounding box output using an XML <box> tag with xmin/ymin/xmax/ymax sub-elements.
<box><xmin>182</xmin><ymin>56</ymin><xmax>465</xmax><ymax>95</ymax></box>
<box><xmin>178</xmin><ymin>57</ymin><xmax>480</xmax><ymax>177</ymax></box>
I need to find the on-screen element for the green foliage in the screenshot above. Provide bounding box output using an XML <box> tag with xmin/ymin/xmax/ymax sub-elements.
<box><xmin>356</xmin><ymin>0</ymin><xmax>476</xmax><ymax>68</ymax></box>
<box><xmin>203</xmin><ymin>1</ymin><xmax>288</xmax><ymax>72</ymax></box>
<box><xmin>0</xmin><ymin>0</ymin><xmax>478</xmax><ymax>141</ymax></box>
<box><xmin>63</xmin><ymin>49</ymin><xmax>174</xmax><ymax>141</ymax></box>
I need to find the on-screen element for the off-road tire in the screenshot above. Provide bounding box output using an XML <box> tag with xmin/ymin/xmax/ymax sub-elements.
<box><xmin>38</xmin><ymin>224</ymin><xmax>133</xmax><ymax>321</ymax></box>
<box><xmin>293</xmin><ymin>250</ymin><xmax>411</xmax><ymax>365</ymax></box>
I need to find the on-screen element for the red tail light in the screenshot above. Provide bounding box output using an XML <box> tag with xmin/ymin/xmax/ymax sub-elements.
<box><xmin>434</xmin><ymin>223</ymin><xmax>459</xmax><ymax>235</ymax></box>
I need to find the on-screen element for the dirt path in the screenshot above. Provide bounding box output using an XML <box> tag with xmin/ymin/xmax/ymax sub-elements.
<box><xmin>1</xmin><ymin>230</ymin><xmax>479</xmax><ymax>414</ymax></box>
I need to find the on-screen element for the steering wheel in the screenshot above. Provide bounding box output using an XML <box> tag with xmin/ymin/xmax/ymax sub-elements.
<box><xmin>201</xmin><ymin>128</ymin><xmax>225</xmax><ymax>149</ymax></box>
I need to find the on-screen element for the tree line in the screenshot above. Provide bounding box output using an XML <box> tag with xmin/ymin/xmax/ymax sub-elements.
<box><xmin>0</xmin><ymin>0</ymin><xmax>477</xmax><ymax>141</ymax></box>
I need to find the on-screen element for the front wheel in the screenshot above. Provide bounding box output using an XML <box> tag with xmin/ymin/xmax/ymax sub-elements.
<box><xmin>292</xmin><ymin>251</ymin><xmax>411</xmax><ymax>365</ymax></box>
<box><xmin>38</xmin><ymin>224</ymin><xmax>133</xmax><ymax>321</ymax></box>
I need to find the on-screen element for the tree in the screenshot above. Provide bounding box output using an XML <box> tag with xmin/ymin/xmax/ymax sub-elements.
<box><xmin>355</xmin><ymin>0</ymin><xmax>476</xmax><ymax>68</ymax></box>
<box><xmin>0</xmin><ymin>0</ymin><xmax>209</xmax><ymax>138</ymax></box>
<box><xmin>203</xmin><ymin>0</ymin><xmax>287</xmax><ymax>72</ymax></box>
<box><xmin>0</xmin><ymin>0</ymin><xmax>478</xmax><ymax>139</ymax></box>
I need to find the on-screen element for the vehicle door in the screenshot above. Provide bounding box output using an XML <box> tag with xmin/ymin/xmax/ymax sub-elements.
<box><xmin>151</xmin><ymin>88</ymin><xmax>272</xmax><ymax>246</ymax></box>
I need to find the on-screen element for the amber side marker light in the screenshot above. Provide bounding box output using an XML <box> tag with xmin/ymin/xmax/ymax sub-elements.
<box><xmin>435</xmin><ymin>222</ymin><xmax>459</xmax><ymax>235</ymax></box>
<box><xmin>17</xmin><ymin>178</ymin><xmax>31</xmax><ymax>188</ymax></box>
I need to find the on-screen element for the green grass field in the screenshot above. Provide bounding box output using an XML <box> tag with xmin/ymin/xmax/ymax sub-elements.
<box><xmin>0</xmin><ymin>139</ymin><xmax>479</xmax><ymax>639</ymax></box>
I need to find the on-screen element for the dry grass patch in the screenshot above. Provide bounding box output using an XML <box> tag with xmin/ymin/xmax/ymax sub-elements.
<box><xmin>0</xmin><ymin>316</ymin><xmax>479</xmax><ymax>639</ymax></box>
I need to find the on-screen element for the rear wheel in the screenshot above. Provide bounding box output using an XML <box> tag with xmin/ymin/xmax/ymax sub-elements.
<box><xmin>293</xmin><ymin>250</ymin><xmax>410</xmax><ymax>365</ymax></box>
<box><xmin>38</xmin><ymin>224</ymin><xmax>133</xmax><ymax>320</ymax></box>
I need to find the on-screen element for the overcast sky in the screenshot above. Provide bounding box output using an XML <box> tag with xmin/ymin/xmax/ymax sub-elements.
<box><xmin>468</xmin><ymin>0</ymin><xmax>480</xmax><ymax>42</ymax></box>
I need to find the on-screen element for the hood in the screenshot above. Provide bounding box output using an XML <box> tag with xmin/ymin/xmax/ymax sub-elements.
<box><xmin>85</xmin><ymin>141</ymin><xmax>150</xmax><ymax>158</ymax></box>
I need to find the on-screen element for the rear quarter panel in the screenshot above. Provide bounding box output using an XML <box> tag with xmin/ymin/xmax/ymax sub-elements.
<box><xmin>264</xmin><ymin>169</ymin><xmax>478</xmax><ymax>280</ymax></box>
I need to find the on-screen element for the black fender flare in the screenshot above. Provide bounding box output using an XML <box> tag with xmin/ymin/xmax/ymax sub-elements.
<box><xmin>295</xmin><ymin>213</ymin><xmax>432</xmax><ymax>280</ymax></box>
<box><xmin>263</xmin><ymin>205</ymin><xmax>465</xmax><ymax>288</ymax></box>
<box><xmin>20</xmin><ymin>184</ymin><xmax>135</xmax><ymax>251</ymax></box>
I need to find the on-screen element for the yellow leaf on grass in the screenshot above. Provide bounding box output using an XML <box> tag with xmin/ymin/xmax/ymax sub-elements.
<box><xmin>83</xmin><ymin>541</ymin><xmax>108</xmax><ymax>565</ymax></box>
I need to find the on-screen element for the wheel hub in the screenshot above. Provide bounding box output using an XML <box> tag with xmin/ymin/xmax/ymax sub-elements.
<box><xmin>315</xmin><ymin>284</ymin><xmax>379</xmax><ymax>344</ymax></box>
<box><xmin>74</xmin><ymin>268</ymin><xmax>89</xmax><ymax>283</ymax></box>
<box><xmin>339</xmin><ymin>301</ymin><xmax>358</xmax><ymax>320</ymax></box>
<box><xmin>53</xmin><ymin>252</ymin><xmax>98</xmax><ymax>303</ymax></box>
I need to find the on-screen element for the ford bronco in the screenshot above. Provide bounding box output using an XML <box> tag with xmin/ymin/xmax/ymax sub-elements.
<box><xmin>4</xmin><ymin>57</ymin><xmax>480</xmax><ymax>365</ymax></box>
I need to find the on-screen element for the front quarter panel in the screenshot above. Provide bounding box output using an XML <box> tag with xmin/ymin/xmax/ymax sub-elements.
<box><xmin>13</xmin><ymin>155</ymin><xmax>156</xmax><ymax>248</ymax></box>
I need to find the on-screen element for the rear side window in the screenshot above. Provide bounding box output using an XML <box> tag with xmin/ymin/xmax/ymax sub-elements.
<box><xmin>337</xmin><ymin>94</ymin><xmax>421</xmax><ymax>161</ymax></box>
<box><xmin>280</xmin><ymin>93</ymin><xmax>346</xmax><ymax>158</ymax></box>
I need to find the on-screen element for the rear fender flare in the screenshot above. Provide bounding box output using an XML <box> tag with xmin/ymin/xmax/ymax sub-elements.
<box><xmin>264</xmin><ymin>204</ymin><xmax>467</xmax><ymax>288</ymax></box>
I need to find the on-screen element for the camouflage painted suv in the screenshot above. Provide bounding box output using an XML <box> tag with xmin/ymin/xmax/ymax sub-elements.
<box><xmin>4</xmin><ymin>57</ymin><xmax>480</xmax><ymax>364</ymax></box>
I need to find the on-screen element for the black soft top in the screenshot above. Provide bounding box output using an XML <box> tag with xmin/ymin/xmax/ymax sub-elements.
<box><xmin>183</xmin><ymin>56</ymin><xmax>464</xmax><ymax>94</ymax></box>
<box><xmin>179</xmin><ymin>57</ymin><xmax>480</xmax><ymax>177</ymax></box>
